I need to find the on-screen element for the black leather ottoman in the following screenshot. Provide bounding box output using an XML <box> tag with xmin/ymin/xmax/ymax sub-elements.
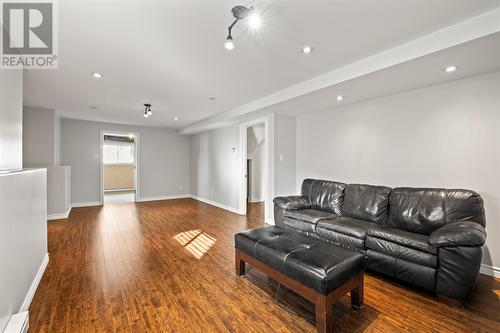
<box><xmin>235</xmin><ymin>226</ymin><xmax>366</xmax><ymax>333</ymax></box>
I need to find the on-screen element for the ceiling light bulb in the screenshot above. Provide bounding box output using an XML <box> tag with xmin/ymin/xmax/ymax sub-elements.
<box><xmin>301</xmin><ymin>46</ymin><xmax>314</xmax><ymax>54</ymax></box>
<box><xmin>248</xmin><ymin>13</ymin><xmax>261</xmax><ymax>29</ymax></box>
<box><xmin>336</xmin><ymin>95</ymin><xmax>344</xmax><ymax>101</ymax></box>
<box><xmin>173</xmin><ymin>116</ymin><xmax>179</xmax><ymax>121</ymax></box>
<box><xmin>224</xmin><ymin>36</ymin><xmax>235</xmax><ymax>50</ymax></box>
<box><xmin>144</xmin><ymin>113</ymin><xmax>149</xmax><ymax>118</ymax></box>
<box><xmin>128</xmin><ymin>134</ymin><xmax>134</xmax><ymax>139</ymax></box>
<box><xmin>445</xmin><ymin>66</ymin><xmax>457</xmax><ymax>73</ymax></box>
<box><xmin>91</xmin><ymin>72</ymin><xmax>102</xmax><ymax>79</ymax></box>
<box><xmin>147</xmin><ymin>110</ymin><xmax>153</xmax><ymax>116</ymax></box>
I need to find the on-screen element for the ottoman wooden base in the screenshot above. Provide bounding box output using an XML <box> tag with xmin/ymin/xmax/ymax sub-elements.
<box><xmin>235</xmin><ymin>249</ymin><xmax>364</xmax><ymax>333</ymax></box>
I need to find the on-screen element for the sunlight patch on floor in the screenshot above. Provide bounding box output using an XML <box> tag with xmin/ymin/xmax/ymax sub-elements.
<box><xmin>174</xmin><ymin>229</ymin><xmax>216</xmax><ymax>259</ymax></box>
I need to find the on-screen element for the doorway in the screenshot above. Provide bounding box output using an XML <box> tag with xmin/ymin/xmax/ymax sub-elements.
<box><xmin>100</xmin><ymin>131</ymin><xmax>139</xmax><ymax>204</ymax></box>
<box><xmin>240</xmin><ymin>121</ymin><xmax>267</xmax><ymax>222</ymax></box>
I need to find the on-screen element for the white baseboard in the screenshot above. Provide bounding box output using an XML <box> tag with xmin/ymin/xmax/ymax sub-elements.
<box><xmin>4</xmin><ymin>311</ymin><xmax>29</xmax><ymax>333</ymax></box>
<box><xmin>71</xmin><ymin>201</ymin><xmax>102</xmax><ymax>208</ymax></box>
<box><xmin>137</xmin><ymin>194</ymin><xmax>190</xmax><ymax>202</ymax></box>
<box><xmin>248</xmin><ymin>197</ymin><xmax>264</xmax><ymax>203</ymax></box>
<box><xmin>190</xmin><ymin>195</ymin><xmax>243</xmax><ymax>215</ymax></box>
<box><xmin>104</xmin><ymin>188</ymin><xmax>135</xmax><ymax>192</ymax></box>
<box><xmin>19</xmin><ymin>253</ymin><xmax>49</xmax><ymax>312</ymax></box>
<box><xmin>480</xmin><ymin>263</ymin><xmax>500</xmax><ymax>278</ymax></box>
<box><xmin>47</xmin><ymin>205</ymin><xmax>72</xmax><ymax>220</ymax></box>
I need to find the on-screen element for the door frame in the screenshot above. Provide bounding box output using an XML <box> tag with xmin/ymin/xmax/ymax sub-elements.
<box><xmin>238</xmin><ymin>117</ymin><xmax>269</xmax><ymax>216</ymax></box>
<box><xmin>99</xmin><ymin>129</ymin><xmax>140</xmax><ymax>204</ymax></box>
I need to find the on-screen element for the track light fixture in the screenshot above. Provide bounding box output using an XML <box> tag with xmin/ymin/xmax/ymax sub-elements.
<box><xmin>144</xmin><ymin>103</ymin><xmax>152</xmax><ymax>118</ymax></box>
<box><xmin>224</xmin><ymin>5</ymin><xmax>260</xmax><ymax>50</ymax></box>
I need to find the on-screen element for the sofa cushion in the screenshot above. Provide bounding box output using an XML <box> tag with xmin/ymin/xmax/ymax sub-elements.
<box><xmin>367</xmin><ymin>225</ymin><xmax>437</xmax><ymax>255</ymax></box>
<box><xmin>367</xmin><ymin>250</ymin><xmax>436</xmax><ymax>292</ymax></box>
<box><xmin>342</xmin><ymin>184</ymin><xmax>391</xmax><ymax>224</ymax></box>
<box><xmin>388</xmin><ymin>188</ymin><xmax>447</xmax><ymax>235</ymax></box>
<box><xmin>317</xmin><ymin>217</ymin><xmax>375</xmax><ymax>240</ymax></box>
<box><xmin>284</xmin><ymin>209</ymin><xmax>338</xmax><ymax>224</ymax></box>
<box><xmin>301</xmin><ymin>179</ymin><xmax>346</xmax><ymax>215</ymax></box>
<box><xmin>283</xmin><ymin>217</ymin><xmax>316</xmax><ymax>233</ymax></box>
<box><xmin>366</xmin><ymin>237</ymin><xmax>437</xmax><ymax>268</ymax></box>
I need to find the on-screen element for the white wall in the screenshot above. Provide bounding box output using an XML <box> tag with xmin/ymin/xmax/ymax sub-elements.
<box><xmin>0</xmin><ymin>70</ymin><xmax>23</xmax><ymax>171</ymax></box>
<box><xmin>61</xmin><ymin>119</ymin><xmax>190</xmax><ymax>204</ymax></box>
<box><xmin>0</xmin><ymin>169</ymin><xmax>48</xmax><ymax>332</ymax></box>
<box><xmin>23</xmin><ymin>107</ymin><xmax>71</xmax><ymax>217</ymax></box>
<box><xmin>0</xmin><ymin>71</ymin><xmax>48</xmax><ymax>331</ymax></box>
<box><xmin>54</xmin><ymin>114</ymin><xmax>61</xmax><ymax>165</ymax></box>
<box><xmin>297</xmin><ymin>71</ymin><xmax>500</xmax><ymax>271</ymax></box>
<box><xmin>190</xmin><ymin>125</ymin><xmax>241</xmax><ymax>211</ymax></box>
<box><xmin>247</xmin><ymin>125</ymin><xmax>265</xmax><ymax>202</ymax></box>
<box><xmin>189</xmin><ymin>114</ymin><xmax>296</xmax><ymax>223</ymax></box>
<box><xmin>274</xmin><ymin>114</ymin><xmax>297</xmax><ymax>197</ymax></box>
<box><xmin>23</xmin><ymin>107</ymin><xmax>57</xmax><ymax>166</ymax></box>
<box><xmin>46</xmin><ymin>166</ymin><xmax>71</xmax><ymax>217</ymax></box>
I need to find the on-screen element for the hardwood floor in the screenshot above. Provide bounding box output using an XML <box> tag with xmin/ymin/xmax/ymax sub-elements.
<box><xmin>30</xmin><ymin>198</ymin><xmax>500</xmax><ymax>332</ymax></box>
<box><xmin>246</xmin><ymin>201</ymin><xmax>264</xmax><ymax>222</ymax></box>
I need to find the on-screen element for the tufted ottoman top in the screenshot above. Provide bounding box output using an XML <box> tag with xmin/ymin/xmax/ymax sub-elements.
<box><xmin>235</xmin><ymin>226</ymin><xmax>366</xmax><ymax>295</ymax></box>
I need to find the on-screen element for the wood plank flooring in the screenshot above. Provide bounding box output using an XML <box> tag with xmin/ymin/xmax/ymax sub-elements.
<box><xmin>30</xmin><ymin>198</ymin><xmax>500</xmax><ymax>332</ymax></box>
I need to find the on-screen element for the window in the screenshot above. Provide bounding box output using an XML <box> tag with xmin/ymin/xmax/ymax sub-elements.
<box><xmin>103</xmin><ymin>144</ymin><xmax>134</xmax><ymax>164</ymax></box>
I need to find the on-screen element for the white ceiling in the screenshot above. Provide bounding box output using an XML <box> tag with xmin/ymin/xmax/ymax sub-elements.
<box><xmin>249</xmin><ymin>33</ymin><xmax>500</xmax><ymax>118</ymax></box>
<box><xmin>23</xmin><ymin>0</ymin><xmax>500</xmax><ymax>130</ymax></box>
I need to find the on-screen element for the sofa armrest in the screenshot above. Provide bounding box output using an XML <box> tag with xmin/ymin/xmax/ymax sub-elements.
<box><xmin>273</xmin><ymin>196</ymin><xmax>311</xmax><ymax>211</ymax></box>
<box><xmin>429</xmin><ymin>221</ymin><xmax>486</xmax><ymax>248</ymax></box>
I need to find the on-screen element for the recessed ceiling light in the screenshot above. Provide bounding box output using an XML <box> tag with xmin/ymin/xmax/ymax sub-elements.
<box><xmin>301</xmin><ymin>46</ymin><xmax>314</xmax><ymax>54</ymax></box>
<box><xmin>173</xmin><ymin>116</ymin><xmax>179</xmax><ymax>121</ymax></box>
<box><xmin>336</xmin><ymin>95</ymin><xmax>344</xmax><ymax>101</ymax></box>
<box><xmin>445</xmin><ymin>66</ymin><xmax>457</xmax><ymax>73</ymax></box>
<box><xmin>91</xmin><ymin>72</ymin><xmax>102</xmax><ymax>79</ymax></box>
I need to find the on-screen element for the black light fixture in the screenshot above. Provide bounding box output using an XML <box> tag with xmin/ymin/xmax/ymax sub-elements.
<box><xmin>144</xmin><ymin>103</ymin><xmax>152</xmax><ymax>118</ymax></box>
<box><xmin>224</xmin><ymin>5</ymin><xmax>261</xmax><ymax>50</ymax></box>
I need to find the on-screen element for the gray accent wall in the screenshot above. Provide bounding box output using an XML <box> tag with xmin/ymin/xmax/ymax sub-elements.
<box><xmin>61</xmin><ymin>118</ymin><xmax>190</xmax><ymax>204</ymax></box>
<box><xmin>189</xmin><ymin>125</ymin><xmax>240</xmax><ymax>210</ymax></box>
<box><xmin>23</xmin><ymin>107</ymin><xmax>58</xmax><ymax>166</ymax></box>
<box><xmin>189</xmin><ymin>114</ymin><xmax>297</xmax><ymax>223</ymax></box>
<box><xmin>0</xmin><ymin>70</ymin><xmax>23</xmax><ymax>171</ymax></box>
<box><xmin>296</xmin><ymin>71</ymin><xmax>500</xmax><ymax>270</ymax></box>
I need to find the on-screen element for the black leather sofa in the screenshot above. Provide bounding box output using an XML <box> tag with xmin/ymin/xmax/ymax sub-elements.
<box><xmin>273</xmin><ymin>179</ymin><xmax>487</xmax><ymax>302</ymax></box>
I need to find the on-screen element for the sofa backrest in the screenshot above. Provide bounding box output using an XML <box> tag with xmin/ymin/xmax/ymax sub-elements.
<box><xmin>388</xmin><ymin>188</ymin><xmax>447</xmax><ymax>235</ymax></box>
<box><xmin>298</xmin><ymin>179</ymin><xmax>485</xmax><ymax>234</ymax></box>
<box><xmin>445</xmin><ymin>189</ymin><xmax>485</xmax><ymax>227</ymax></box>
<box><xmin>342</xmin><ymin>184</ymin><xmax>392</xmax><ymax>224</ymax></box>
<box><xmin>301</xmin><ymin>179</ymin><xmax>345</xmax><ymax>215</ymax></box>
